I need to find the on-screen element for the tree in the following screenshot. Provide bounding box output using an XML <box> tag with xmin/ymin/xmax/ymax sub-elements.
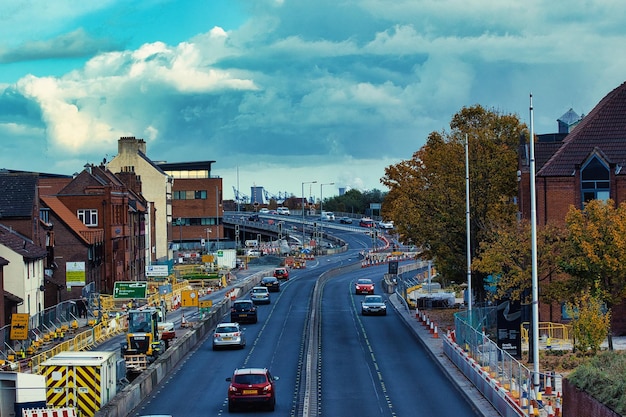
<box><xmin>381</xmin><ymin>105</ymin><xmax>525</xmax><ymax>291</ymax></box>
<box><xmin>560</xmin><ymin>199</ymin><xmax>626</xmax><ymax>349</ymax></box>
<box><xmin>472</xmin><ymin>220</ymin><xmax>568</xmax><ymax>304</ymax></box>
<box><xmin>565</xmin><ymin>288</ymin><xmax>611</xmax><ymax>354</ymax></box>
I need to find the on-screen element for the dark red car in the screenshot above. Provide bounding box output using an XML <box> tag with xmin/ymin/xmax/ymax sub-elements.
<box><xmin>226</xmin><ymin>367</ymin><xmax>279</xmax><ymax>412</ymax></box>
<box><xmin>355</xmin><ymin>278</ymin><xmax>375</xmax><ymax>295</ymax></box>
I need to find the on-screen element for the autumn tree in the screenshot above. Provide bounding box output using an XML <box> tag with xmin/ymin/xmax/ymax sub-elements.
<box><xmin>472</xmin><ymin>220</ymin><xmax>568</xmax><ymax>304</ymax></box>
<box><xmin>560</xmin><ymin>199</ymin><xmax>626</xmax><ymax>349</ymax></box>
<box><xmin>381</xmin><ymin>105</ymin><xmax>525</xmax><ymax>291</ymax></box>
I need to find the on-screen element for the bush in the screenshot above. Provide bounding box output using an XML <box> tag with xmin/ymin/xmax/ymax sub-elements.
<box><xmin>567</xmin><ymin>351</ymin><xmax>626</xmax><ymax>415</ymax></box>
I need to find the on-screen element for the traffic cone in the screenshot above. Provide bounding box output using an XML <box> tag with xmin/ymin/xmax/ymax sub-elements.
<box><xmin>555</xmin><ymin>392</ymin><xmax>562</xmax><ymax>416</ymax></box>
<box><xmin>546</xmin><ymin>400</ymin><xmax>554</xmax><ymax>417</ymax></box>
<box><xmin>545</xmin><ymin>372</ymin><xmax>553</xmax><ymax>395</ymax></box>
<box><xmin>181</xmin><ymin>313</ymin><xmax>188</xmax><ymax>328</ymax></box>
<box><xmin>433</xmin><ymin>324</ymin><xmax>439</xmax><ymax>338</ymax></box>
<box><xmin>429</xmin><ymin>321</ymin><xmax>434</xmax><ymax>334</ymax></box>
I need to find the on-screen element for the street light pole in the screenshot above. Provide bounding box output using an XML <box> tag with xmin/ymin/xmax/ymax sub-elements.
<box><xmin>319</xmin><ymin>182</ymin><xmax>334</xmax><ymax>250</ymax></box>
<box><xmin>178</xmin><ymin>217</ymin><xmax>182</xmax><ymax>250</ymax></box>
<box><xmin>301</xmin><ymin>180</ymin><xmax>317</xmax><ymax>249</ymax></box>
<box><xmin>205</xmin><ymin>228</ymin><xmax>211</xmax><ymax>254</ymax></box>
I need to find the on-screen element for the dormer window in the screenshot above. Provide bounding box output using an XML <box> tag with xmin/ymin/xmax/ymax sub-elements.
<box><xmin>581</xmin><ymin>156</ymin><xmax>610</xmax><ymax>204</ymax></box>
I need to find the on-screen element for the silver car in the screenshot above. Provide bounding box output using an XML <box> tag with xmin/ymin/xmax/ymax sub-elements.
<box><xmin>213</xmin><ymin>322</ymin><xmax>246</xmax><ymax>350</ymax></box>
<box><xmin>361</xmin><ymin>295</ymin><xmax>387</xmax><ymax>316</ymax></box>
<box><xmin>250</xmin><ymin>286</ymin><xmax>271</xmax><ymax>304</ymax></box>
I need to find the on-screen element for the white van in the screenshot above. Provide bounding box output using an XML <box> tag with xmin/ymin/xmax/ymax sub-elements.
<box><xmin>277</xmin><ymin>207</ymin><xmax>290</xmax><ymax>215</ymax></box>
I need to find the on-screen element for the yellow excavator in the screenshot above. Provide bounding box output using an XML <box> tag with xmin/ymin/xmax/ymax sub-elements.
<box><xmin>121</xmin><ymin>307</ymin><xmax>167</xmax><ymax>373</ymax></box>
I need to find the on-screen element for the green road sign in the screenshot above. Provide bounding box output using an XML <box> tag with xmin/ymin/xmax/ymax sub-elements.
<box><xmin>113</xmin><ymin>281</ymin><xmax>148</xmax><ymax>299</ymax></box>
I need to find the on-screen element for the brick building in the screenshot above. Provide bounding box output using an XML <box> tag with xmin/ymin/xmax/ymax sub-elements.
<box><xmin>519</xmin><ymin>80</ymin><xmax>626</xmax><ymax>333</ymax></box>
<box><xmin>156</xmin><ymin>161</ymin><xmax>223</xmax><ymax>259</ymax></box>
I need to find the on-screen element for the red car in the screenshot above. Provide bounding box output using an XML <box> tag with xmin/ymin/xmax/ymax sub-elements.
<box><xmin>226</xmin><ymin>368</ymin><xmax>279</xmax><ymax>412</ymax></box>
<box><xmin>273</xmin><ymin>267</ymin><xmax>289</xmax><ymax>280</ymax></box>
<box><xmin>359</xmin><ymin>218</ymin><xmax>375</xmax><ymax>228</ymax></box>
<box><xmin>355</xmin><ymin>278</ymin><xmax>375</xmax><ymax>295</ymax></box>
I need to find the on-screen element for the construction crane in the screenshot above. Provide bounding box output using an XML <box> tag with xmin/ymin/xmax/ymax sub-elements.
<box><xmin>232</xmin><ymin>186</ymin><xmax>249</xmax><ymax>204</ymax></box>
<box><xmin>263</xmin><ymin>189</ymin><xmax>284</xmax><ymax>204</ymax></box>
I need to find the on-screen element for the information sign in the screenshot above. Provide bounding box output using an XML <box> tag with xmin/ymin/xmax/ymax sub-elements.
<box><xmin>113</xmin><ymin>281</ymin><xmax>148</xmax><ymax>299</ymax></box>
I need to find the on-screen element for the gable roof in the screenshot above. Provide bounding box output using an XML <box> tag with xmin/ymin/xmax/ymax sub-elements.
<box><xmin>0</xmin><ymin>172</ymin><xmax>37</xmax><ymax>218</ymax></box>
<box><xmin>0</xmin><ymin>224</ymin><xmax>47</xmax><ymax>260</ymax></box>
<box><xmin>40</xmin><ymin>196</ymin><xmax>104</xmax><ymax>245</ymax></box>
<box><xmin>538</xmin><ymin>81</ymin><xmax>626</xmax><ymax>177</ymax></box>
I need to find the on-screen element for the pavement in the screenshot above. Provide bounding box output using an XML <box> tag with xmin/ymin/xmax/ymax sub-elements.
<box><xmin>388</xmin><ymin>292</ymin><xmax>503</xmax><ymax>417</ymax></box>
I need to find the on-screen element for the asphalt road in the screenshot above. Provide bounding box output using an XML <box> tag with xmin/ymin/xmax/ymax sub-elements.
<box><xmin>127</xmin><ymin>254</ymin><xmax>484</xmax><ymax>417</ymax></box>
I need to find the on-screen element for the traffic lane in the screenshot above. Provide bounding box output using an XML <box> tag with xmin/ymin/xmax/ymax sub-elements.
<box><xmin>321</xmin><ymin>268</ymin><xmax>482</xmax><ymax>417</ymax></box>
<box><xmin>128</xmin><ymin>300</ymin><xmax>273</xmax><ymax>416</ymax></box>
<box><xmin>321</xmin><ymin>269</ymin><xmax>396</xmax><ymax>416</ymax></box>
<box><xmin>130</xmin><ymin>267</ymin><xmax>320</xmax><ymax>417</ymax></box>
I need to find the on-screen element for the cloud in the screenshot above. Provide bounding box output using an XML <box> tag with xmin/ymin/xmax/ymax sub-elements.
<box><xmin>2</xmin><ymin>0</ymin><xmax>626</xmax><ymax>196</ymax></box>
<box><xmin>0</xmin><ymin>28</ymin><xmax>120</xmax><ymax>63</ymax></box>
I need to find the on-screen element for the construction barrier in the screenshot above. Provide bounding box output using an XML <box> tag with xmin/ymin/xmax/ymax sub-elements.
<box><xmin>22</xmin><ymin>408</ymin><xmax>77</xmax><ymax>417</ymax></box>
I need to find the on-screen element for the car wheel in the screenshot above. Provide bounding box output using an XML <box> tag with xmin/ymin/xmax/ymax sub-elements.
<box><xmin>228</xmin><ymin>401</ymin><xmax>236</xmax><ymax>412</ymax></box>
<box><xmin>253</xmin><ymin>318</ymin><xmax>258</xmax><ymax>324</ymax></box>
<box><xmin>212</xmin><ymin>344</ymin><xmax>219</xmax><ymax>351</ymax></box>
<box><xmin>268</xmin><ymin>398</ymin><xmax>276</xmax><ymax>411</ymax></box>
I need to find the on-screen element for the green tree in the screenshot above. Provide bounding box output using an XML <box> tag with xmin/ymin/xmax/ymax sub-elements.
<box><xmin>565</xmin><ymin>288</ymin><xmax>611</xmax><ymax>354</ymax></box>
<box><xmin>561</xmin><ymin>199</ymin><xmax>626</xmax><ymax>349</ymax></box>
<box><xmin>381</xmin><ymin>105</ymin><xmax>525</xmax><ymax>290</ymax></box>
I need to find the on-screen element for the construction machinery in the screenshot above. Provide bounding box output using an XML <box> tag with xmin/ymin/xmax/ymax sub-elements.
<box><xmin>120</xmin><ymin>307</ymin><xmax>170</xmax><ymax>373</ymax></box>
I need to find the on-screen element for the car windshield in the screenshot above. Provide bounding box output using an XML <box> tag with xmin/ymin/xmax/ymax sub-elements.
<box><xmin>366</xmin><ymin>296</ymin><xmax>382</xmax><ymax>303</ymax></box>
<box><xmin>357</xmin><ymin>279</ymin><xmax>372</xmax><ymax>285</ymax></box>
<box><xmin>234</xmin><ymin>374</ymin><xmax>267</xmax><ymax>385</ymax></box>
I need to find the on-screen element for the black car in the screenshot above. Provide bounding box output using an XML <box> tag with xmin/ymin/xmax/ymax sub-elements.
<box><xmin>338</xmin><ymin>216</ymin><xmax>353</xmax><ymax>224</ymax></box>
<box><xmin>230</xmin><ymin>300</ymin><xmax>258</xmax><ymax>324</ymax></box>
<box><xmin>261</xmin><ymin>276</ymin><xmax>281</xmax><ymax>292</ymax></box>
<box><xmin>248</xmin><ymin>214</ymin><xmax>260</xmax><ymax>222</ymax></box>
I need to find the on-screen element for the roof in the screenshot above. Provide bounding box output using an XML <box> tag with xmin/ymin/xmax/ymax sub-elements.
<box><xmin>0</xmin><ymin>172</ymin><xmax>37</xmax><ymax>218</ymax></box>
<box><xmin>40</xmin><ymin>196</ymin><xmax>104</xmax><ymax>245</ymax></box>
<box><xmin>4</xmin><ymin>290</ymin><xmax>23</xmax><ymax>304</ymax></box>
<box><xmin>538</xmin><ymin>81</ymin><xmax>626</xmax><ymax>177</ymax></box>
<box><xmin>0</xmin><ymin>224</ymin><xmax>47</xmax><ymax>260</ymax></box>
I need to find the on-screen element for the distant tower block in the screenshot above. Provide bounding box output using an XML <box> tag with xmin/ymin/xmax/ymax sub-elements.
<box><xmin>250</xmin><ymin>186</ymin><xmax>265</xmax><ymax>204</ymax></box>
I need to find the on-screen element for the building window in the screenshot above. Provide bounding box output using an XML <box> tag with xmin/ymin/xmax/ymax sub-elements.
<box><xmin>195</xmin><ymin>190</ymin><xmax>207</xmax><ymax>199</ymax></box>
<box><xmin>581</xmin><ymin>156</ymin><xmax>610</xmax><ymax>205</ymax></box>
<box><xmin>40</xmin><ymin>208</ymin><xmax>50</xmax><ymax>224</ymax></box>
<box><xmin>78</xmin><ymin>209</ymin><xmax>98</xmax><ymax>226</ymax></box>
<box><xmin>173</xmin><ymin>191</ymin><xmax>187</xmax><ymax>200</ymax></box>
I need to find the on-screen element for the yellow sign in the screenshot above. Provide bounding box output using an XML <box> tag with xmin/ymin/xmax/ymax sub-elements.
<box><xmin>199</xmin><ymin>300</ymin><xmax>213</xmax><ymax>309</ymax></box>
<box><xmin>181</xmin><ymin>290</ymin><xmax>199</xmax><ymax>307</ymax></box>
<box><xmin>10</xmin><ymin>313</ymin><xmax>30</xmax><ymax>340</ymax></box>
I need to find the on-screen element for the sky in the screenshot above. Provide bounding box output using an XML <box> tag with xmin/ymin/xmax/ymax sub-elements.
<box><xmin>1</xmin><ymin>1</ymin><xmax>626</xmax><ymax>202</ymax></box>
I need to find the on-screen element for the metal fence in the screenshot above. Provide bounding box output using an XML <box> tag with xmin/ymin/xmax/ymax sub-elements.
<box><xmin>453</xmin><ymin>309</ymin><xmax>561</xmax><ymax>417</ymax></box>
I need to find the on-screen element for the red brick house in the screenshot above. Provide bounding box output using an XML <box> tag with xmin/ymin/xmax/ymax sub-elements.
<box><xmin>44</xmin><ymin>164</ymin><xmax>149</xmax><ymax>295</ymax></box>
<box><xmin>519</xmin><ymin>80</ymin><xmax>626</xmax><ymax>333</ymax></box>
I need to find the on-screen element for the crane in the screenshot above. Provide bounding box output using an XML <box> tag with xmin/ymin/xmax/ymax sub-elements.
<box><xmin>232</xmin><ymin>186</ymin><xmax>249</xmax><ymax>204</ymax></box>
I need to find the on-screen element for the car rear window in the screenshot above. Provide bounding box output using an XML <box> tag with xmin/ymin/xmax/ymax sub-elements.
<box><xmin>218</xmin><ymin>326</ymin><xmax>238</xmax><ymax>333</ymax></box>
<box><xmin>234</xmin><ymin>374</ymin><xmax>267</xmax><ymax>384</ymax></box>
<box><xmin>234</xmin><ymin>302</ymin><xmax>253</xmax><ymax>311</ymax></box>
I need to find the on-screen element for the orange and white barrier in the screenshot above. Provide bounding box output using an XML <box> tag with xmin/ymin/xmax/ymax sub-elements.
<box><xmin>22</xmin><ymin>408</ymin><xmax>77</xmax><ymax>417</ymax></box>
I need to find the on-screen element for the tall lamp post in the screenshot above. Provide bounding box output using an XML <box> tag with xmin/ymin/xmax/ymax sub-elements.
<box><xmin>177</xmin><ymin>217</ymin><xmax>182</xmax><ymax>251</ymax></box>
<box><xmin>301</xmin><ymin>180</ymin><xmax>317</xmax><ymax>248</ymax></box>
<box><xmin>319</xmin><ymin>182</ymin><xmax>334</xmax><ymax>250</ymax></box>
